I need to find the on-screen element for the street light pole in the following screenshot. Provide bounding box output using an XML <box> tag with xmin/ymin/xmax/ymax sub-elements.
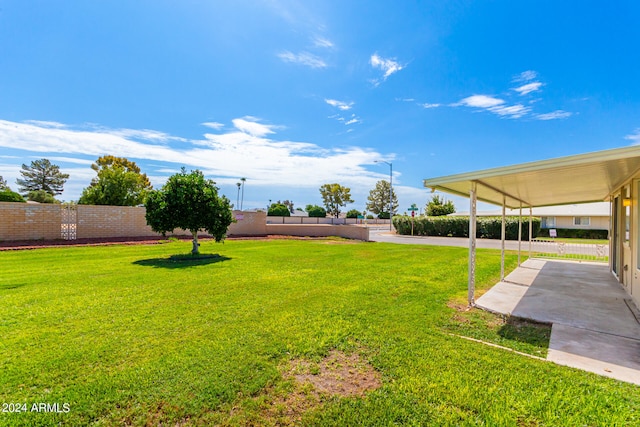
<box><xmin>236</xmin><ymin>182</ymin><xmax>241</xmax><ymax>210</ymax></box>
<box><xmin>240</xmin><ymin>177</ymin><xmax>246</xmax><ymax>211</ymax></box>
<box><xmin>375</xmin><ymin>160</ymin><xmax>393</xmax><ymax>231</ymax></box>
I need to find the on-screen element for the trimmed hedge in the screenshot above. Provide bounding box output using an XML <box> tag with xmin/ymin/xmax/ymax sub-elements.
<box><xmin>537</xmin><ymin>228</ymin><xmax>608</xmax><ymax>239</ymax></box>
<box><xmin>393</xmin><ymin>216</ymin><xmax>541</xmax><ymax>240</ymax></box>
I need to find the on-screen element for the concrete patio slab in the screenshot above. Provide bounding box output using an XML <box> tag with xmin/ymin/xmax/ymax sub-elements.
<box><xmin>476</xmin><ymin>258</ymin><xmax>640</xmax><ymax>385</ymax></box>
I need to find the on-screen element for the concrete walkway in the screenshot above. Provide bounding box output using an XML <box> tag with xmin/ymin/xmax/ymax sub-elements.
<box><xmin>476</xmin><ymin>259</ymin><xmax>640</xmax><ymax>385</ymax></box>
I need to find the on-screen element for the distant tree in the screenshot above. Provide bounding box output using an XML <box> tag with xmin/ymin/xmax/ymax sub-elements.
<box><xmin>319</xmin><ymin>183</ymin><xmax>354</xmax><ymax>218</ymax></box>
<box><xmin>79</xmin><ymin>155</ymin><xmax>152</xmax><ymax>206</ymax></box>
<box><xmin>16</xmin><ymin>159</ymin><xmax>69</xmax><ymax>196</ymax></box>
<box><xmin>0</xmin><ymin>189</ymin><xmax>25</xmax><ymax>202</ymax></box>
<box><xmin>346</xmin><ymin>209</ymin><xmax>361</xmax><ymax>218</ymax></box>
<box><xmin>268</xmin><ymin>203</ymin><xmax>290</xmax><ymax>216</ymax></box>
<box><xmin>27</xmin><ymin>190</ymin><xmax>58</xmax><ymax>203</ymax></box>
<box><xmin>426</xmin><ymin>195</ymin><xmax>456</xmax><ymax>216</ymax></box>
<box><xmin>366</xmin><ymin>180</ymin><xmax>398</xmax><ymax>218</ymax></box>
<box><xmin>306</xmin><ymin>204</ymin><xmax>327</xmax><ymax>218</ymax></box>
<box><xmin>281</xmin><ymin>199</ymin><xmax>295</xmax><ymax>213</ymax></box>
<box><xmin>145</xmin><ymin>168</ymin><xmax>234</xmax><ymax>255</ymax></box>
<box><xmin>0</xmin><ymin>175</ymin><xmax>8</xmax><ymax>190</ymax></box>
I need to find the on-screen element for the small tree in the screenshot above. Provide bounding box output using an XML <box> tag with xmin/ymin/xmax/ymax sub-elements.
<box><xmin>268</xmin><ymin>203</ymin><xmax>290</xmax><ymax>216</ymax></box>
<box><xmin>79</xmin><ymin>155</ymin><xmax>152</xmax><ymax>206</ymax></box>
<box><xmin>426</xmin><ymin>195</ymin><xmax>455</xmax><ymax>216</ymax></box>
<box><xmin>0</xmin><ymin>176</ymin><xmax>8</xmax><ymax>190</ymax></box>
<box><xmin>319</xmin><ymin>183</ymin><xmax>354</xmax><ymax>218</ymax></box>
<box><xmin>306</xmin><ymin>204</ymin><xmax>327</xmax><ymax>218</ymax></box>
<box><xmin>145</xmin><ymin>168</ymin><xmax>234</xmax><ymax>255</ymax></box>
<box><xmin>27</xmin><ymin>190</ymin><xmax>58</xmax><ymax>203</ymax></box>
<box><xmin>366</xmin><ymin>180</ymin><xmax>398</xmax><ymax>218</ymax></box>
<box><xmin>16</xmin><ymin>159</ymin><xmax>69</xmax><ymax>196</ymax></box>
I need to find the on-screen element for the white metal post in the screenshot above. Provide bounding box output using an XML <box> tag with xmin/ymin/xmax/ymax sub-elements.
<box><xmin>501</xmin><ymin>195</ymin><xmax>506</xmax><ymax>281</ymax></box>
<box><xmin>529</xmin><ymin>207</ymin><xmax>533</xmax><ymax>259</ymax></box>
<box><xmin>518</xmin><ymin>203</ymin><xmax>523</xmax><ymax>266</ymax></box>
<box><xmin>468</xmin><ymin>182</ymin><xmax>477</xmax><ymax>306</ymax></box>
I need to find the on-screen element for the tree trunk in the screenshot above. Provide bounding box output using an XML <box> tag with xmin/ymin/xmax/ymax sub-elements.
<box><xmin>191</xmin><ymin>231</ymin><xmax>200</xmax><ymax>255</ymax></box>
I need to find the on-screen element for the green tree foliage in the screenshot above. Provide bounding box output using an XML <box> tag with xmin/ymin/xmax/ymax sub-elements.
<box><xmin>16</xmin><ymin>159</ymin><xmax>69</xmax><ymax>196</ymax></box>
<box><xmin>0</xmin><ymin>189</ymin><xmax>25</xmax><ymax>202</ymax></box>
<box><xmin>366</xmin><ymin>180</ymin><xmax>398</xmax><ymax>217</ymax></box>
<box><xmin>346</xmin><ymin>209</ymin><xmax>361</xmax><ymax>218</ymax></box>
<box><xmin>281</xmin><ymin>199</ymin><xmax>295</xmax><ymax>213</ymax></box>
<box><xmin>426</xmin><ymin>195</ymin><xmax>456</xmax><ymax>216</ymax></box>
<box><xmin>145</xmin><ymin>168</ymin><xmax>234</xmax><ymax>254</ymax></box>
<box><xmin>319</xmin><ymin>183</ymin><xmax>354</xmax><ymax>218</ymax></box>
<box><xmin>27</xmin><ymin>190</ymin><xmax>58</xmax><ymax>203</ymax></box>
<box><xmin>267</xmin><ymin>203</ymin><xmax>290</xmax><ymax>216</ymax></box>
<box><xmin>306</xmin><ymin>204</ymin><xmax>327</xmax><ymax>218</ymax></box>
<box><xmin>79</xmin><ymin>155</ymin><xmax>152</xmax><ymax>206</ymax></box>
<box><xmin>0</xmin><ymin>175</ymin><xmax>8</xmax><ymax>190</ymax></box>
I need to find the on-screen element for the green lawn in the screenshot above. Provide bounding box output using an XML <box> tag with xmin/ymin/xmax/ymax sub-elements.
<box><xmin>0</xmin><ymin>239</ymin><xmax>637</xmax><ymax>426</ymax></box>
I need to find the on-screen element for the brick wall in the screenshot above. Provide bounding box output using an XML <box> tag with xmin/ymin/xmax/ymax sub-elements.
<box><xmin>0</xmin><ymin>202</ymin><xmax>62</xmax><ymax>241</ymax></box>
<box><xmin>0</xmin><ymin>203</ymin><xmax>368</xmax><ymax>242</ymax></box>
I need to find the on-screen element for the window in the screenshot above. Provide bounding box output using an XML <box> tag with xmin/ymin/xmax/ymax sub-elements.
<box><xmin>573</xmin><ymin>217</ymin><xmax>590</xmax><ymax>226</ymax></box>
<box><xmin>541</xmin><ymin>216</ymin><xmax>556</xmax><ymax>228</ymax></box>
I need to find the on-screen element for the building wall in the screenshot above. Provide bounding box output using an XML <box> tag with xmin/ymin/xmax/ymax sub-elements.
<box><xmin>552</xmin><ymin>215</ymin><xmax>609</xmax><ymax>230</ymax></box>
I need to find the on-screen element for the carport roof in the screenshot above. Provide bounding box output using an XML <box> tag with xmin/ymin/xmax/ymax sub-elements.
<box><xmin>423</xmin><ymin>145</ymin><xmax>640</xmax><ymax>209</ymax></box>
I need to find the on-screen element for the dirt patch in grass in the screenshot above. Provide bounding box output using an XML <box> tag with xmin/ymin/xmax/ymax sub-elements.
<box><xmin>287</xmin><ymin>350</ymin><xmax>382</xmax><ymax>397</ymax></box>
<box><xmin>257</xmin><ymin>350</ymin><xmax>382</xmax><ymax>425</ymax></box>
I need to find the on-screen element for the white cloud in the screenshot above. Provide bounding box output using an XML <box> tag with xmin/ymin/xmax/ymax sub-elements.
<box><xmin>457</xmin><ymin>95</ymin><xmax>505</xmax><ymax>108</ymax></box>
<box><xmin>455</xmin><ymin>95</ymin><xmax>530</xmax><ymax>118</ymax></box>
<box><xmin>370</xmin><ymin>53</ymin><xmax>404</xmax><ymax>85</ymax></box>
<box><xmin>536</xmin><ymin>110</ymin><xmax>573</xmax><ymax>121</ymax></box>
<box><xmin>489</xmin><ymin>104</ymin><xmax>531</xmax><ymax>118</ymax></box>
<box><xmin>513</xmin><ymin>81</ymin><xmax>543</xmax><ymax>95</ymax></box>
<box><xmin>231</xmin><ymin>117</ymin><xmax>278</xmax><ymax>137</ymax></box>
<box><xmin>514</xmin><ymin>70</ymin><xmax>538</xmax><ymax>82</ymax></box>
<box><xmin>24</xmin><ymin>120</ymin><xmax>68</xmax><ymax>128</ymax></box>
<box><xmin>624</xmin><ymin>129</ymin><xmax>640</xmax><ymax>145</ymax></box>
<box><xmin>202</xmin><ymin>122</ymin><xmax>224</xmax><ymax>130</ymax></box>
<box><xmin>0</xmin><ymin>118</ymin><xmax>393</xmax><ymax>202</ymax></box>
<box><xmin>325</xmin><ymin>99</ymin><xmax>353</xmax><ymax>110</ymax></box>
<box><xmin>313</xmin><ymin>36</ymin><xmax>334</xmax><ymax>48</ymax></box>
<box><xmin>421</xmin><ymin>103</ymin><xmax>441</xmax><ymax>109</ymax></box>
<box><xmin>344</xmin><ymin>117</ymin><xmax>361</xmax><ymax>125</ymax></box>
<box><xmin>277</xmin><ymin>51</ymin><xmax>327</xmax><ymax>68</ymax></box>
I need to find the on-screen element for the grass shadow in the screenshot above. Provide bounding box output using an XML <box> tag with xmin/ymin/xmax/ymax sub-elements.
<box><xmin>133</xmin><ymin>254</ymin><xmax>232</xmax><ymax>269</ymax></box>
<box><xmin>497</xmin><ymin>316</ymin><xmax>552</xmax><ymax>348</ymax></box>
<box><xmin>0</xmin><ymin>283</ymin><xmax>27</xmax><ymax>291</ymax></box>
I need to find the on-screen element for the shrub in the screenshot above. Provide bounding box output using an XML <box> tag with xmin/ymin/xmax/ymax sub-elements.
<box><xmin>366</xmin><ymin>214</ymin><xmax>374</xmax><ymax>219</ymax></box>
<box><xmin>0</xmin><ymin>190</ymin><xmax>26</xmax><ymax>202</ymax></box>
<box><xmin>393</xmin><ymin>216</ymin><xmax>541</xmax><ymax>240</ymax></box>
<box><xmin>27</xmin><ymin>190</ymin><xmax>58</xmax><ymax>203</ymax></box>
<box><xmin>346</xmin><ymin>209</ymin><xmax>361</xmax><ymax>218</ymax></box>
<box><xmin>537</xmin><ymin>228</ymin><xmax>608</xmax><ymax>239</ymax></box>
<box><xmin>268</xmin><ymin>203</ymin><xmax>290</xmax><ymax>216</ymax></box>
<box><xmin>306</xmin><ymin>204</ymin><xmax>327</xmax><ymax>218</ymax></box>
<box><xmin>378</xmin><ymin>212</ymin><xmax>390</xmax><ymax>219</ymax></box>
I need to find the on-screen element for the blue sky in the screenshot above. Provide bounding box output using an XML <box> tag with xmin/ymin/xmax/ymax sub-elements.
<box><xmin>1</xmin><ymin>1</ymin><xmax>639</xmax><ymax>212</ymax></box>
